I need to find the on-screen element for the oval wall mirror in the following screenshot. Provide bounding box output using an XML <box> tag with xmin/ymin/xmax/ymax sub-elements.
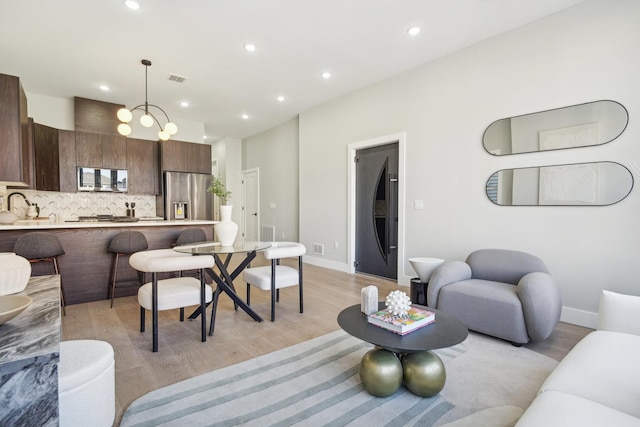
<box><xmin>483</xmin><ymin>100</ymin><xmax>628</xmax><ymax>155</ymax></box>
<box><xmin>486</xmin><ymin>162</ymin><xmax>633</xmax><ymax>206</ymax></box>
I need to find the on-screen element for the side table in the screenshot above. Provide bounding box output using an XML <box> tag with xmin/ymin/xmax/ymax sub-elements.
<box><xmin>337</xmin><ymin>302</ymin><xmax>468</xmax><ymax>398</ymax></box>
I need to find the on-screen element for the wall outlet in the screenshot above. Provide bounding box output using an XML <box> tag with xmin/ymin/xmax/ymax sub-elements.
<box><xmin>334</xmin><ymin>241</ymin><xmax>339</xmax><ymax>249</ymax></box>
<box><xmin>281</xmin><ymin>233</ymin><xmax>285</xmax><ymax>239</ymax></box>
<box><xmin>414</xmin><ymin>200</ymin><xmax>424</xmax><ymax>210</ymax></box>
<box><xmin>270</xmin><ymin>202</ymin><xmax>276</xmax><ymax>208</ymax></box>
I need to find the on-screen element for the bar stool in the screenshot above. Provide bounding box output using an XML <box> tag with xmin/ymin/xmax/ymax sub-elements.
<box><xmin>129</xmin><ymin>249</ymin><xmax>215</xmax><ymax>352</ymax></box>
<box><xmin>13</xmin><ymin>232</ymin><xmax>66</xmax><ymax>315</ymax></box>
<box><xmin>108</xmin><ymin>230</ymin><xmax>149</xmax><ymax>308</ymax></box>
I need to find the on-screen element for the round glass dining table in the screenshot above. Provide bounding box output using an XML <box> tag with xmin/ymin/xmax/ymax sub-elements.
<box><xmin>174</xmin><ymin>240</ymin><xmax>272</xmax><ymax>334</ymax></box>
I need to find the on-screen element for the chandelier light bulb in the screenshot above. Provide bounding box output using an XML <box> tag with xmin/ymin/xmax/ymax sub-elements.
<box><xmin>117</xmin><ymin>123</ymin><xmax>132</xmax><ymax>136</ymax></box>
<box><xmin>165</xmin><ymin>122</ymin><xmax>178</xmax><ymax>135</ymax></box>
<box><xmin>158</xmin><ymin>130</ymin><xmax>170</xmax><ymax>141</ymax></box>
<box><xmin>117</xmin><ymin>108</ymin><xmax>133</xmax><ymax>123</ymax></box>
<box><xmin>140</xmin><ymin>114</ymin><xmax>154</xmax><ymax>128</ymax></box>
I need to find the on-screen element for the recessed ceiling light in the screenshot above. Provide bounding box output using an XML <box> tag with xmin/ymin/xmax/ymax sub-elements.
<box><xmin>321</xmin><ymin>71</ymin><xmax>331</xmax><ymax>79</ymax></box>
<box><xmin>407</xmin><ymin>26</ymin><xmax>421</xmax><ymax>36</ymax></box>
<box><xmin>180</xmin><ymin>101</ymin><xmax>189</xmax><ymax>107</ymax></box>
<box><xmin>276</xmin><ymin>95</ymin><xmax>285</xmax><ymax>102</ymax></box>
<box><xmin>203</xmin><ymin>135</ymin><xmax>208</xmax><ymax>140</ymax></box>
<box><xmin>124</xmin><ymin>0</ymin><xmax>140</xmax><ymax>10</ymax></box>
<box><xmin>99</xmin><ymin>85</ymin><xmax>109</xmax><ymax>91</ymax></box>
<box><xmin>241</xmin><ymin>113</ymin><xmax>249</xmax><ymax>120</ymax></box>
<box><xmin>244</xmin><ymin>44</ymin><xmax>256</xmax><ymax>52</ymax></box>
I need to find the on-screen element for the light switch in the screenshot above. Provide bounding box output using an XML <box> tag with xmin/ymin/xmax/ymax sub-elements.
<box><xmin>414</xmin><ymin>200</ymin><xmax>424</xmax><ymax>210</ymax></box>
<box><xmin>270</xmin><ymin>202</ymin><xmax>276</xmax><ymax>208</ymax></box>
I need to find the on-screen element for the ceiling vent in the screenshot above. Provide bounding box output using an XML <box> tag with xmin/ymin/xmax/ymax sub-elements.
<box><xmin>168</xmin><ymin>74</ymin><xmax>187</xmax><ymax>83</ymax></box>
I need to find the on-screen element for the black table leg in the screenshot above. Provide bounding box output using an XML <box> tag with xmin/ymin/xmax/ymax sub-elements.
<box><xmin>187</xmin><ymin>251</ymin><xmax>264</xmax><ymax>331</ymax></box>
<box><xmin>152</xmin><ymin>272</ymin><xmax>158</xmax><ymax>352</ymax></box>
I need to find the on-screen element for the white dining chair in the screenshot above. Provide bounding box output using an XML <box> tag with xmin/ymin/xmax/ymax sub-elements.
<box><xmin>243</xmin><ymin>242</ymin><xmax>306</xmax><ymax>321</ymax></box>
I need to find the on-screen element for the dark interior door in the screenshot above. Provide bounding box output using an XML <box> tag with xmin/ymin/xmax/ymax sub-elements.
<box><xmin>355</xmin><ymin>142</ymin><xmax>398</xmax><ymax>279</ymax></box>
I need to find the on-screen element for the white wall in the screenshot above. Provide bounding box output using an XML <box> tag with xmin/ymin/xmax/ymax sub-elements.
<box><xmin>243</xmin><ymin>117</ymin><xmax>300</xmax><ymax>242</ymax></box>
<box><xmin>296</xmin><ymin>0</ymin><xmax>640</xmax><ymax>328</ymax></box>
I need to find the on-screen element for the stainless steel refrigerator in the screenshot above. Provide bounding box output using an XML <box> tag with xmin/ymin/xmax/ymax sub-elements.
<box><xmin>156</xmin><ymin>172</ymin><xmax>215</xmax><ymax>220</ymax></box>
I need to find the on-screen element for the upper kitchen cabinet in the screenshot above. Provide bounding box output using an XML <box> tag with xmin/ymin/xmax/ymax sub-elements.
<box><xmin>76</xmin><ymin>131</ymin><xmax>126</xmax><ymax>169</ymax></box>
<box><xmin>33</xmin><ymin>123</ymin><xmax>60</xmax><ymax>191</ymax></box>
<box><xmin>126</xmin><ymin>138</ymin><xmax>159</xmax><ymax>195</ymax></box>
<box><xmin>32</xmin><ymin>125</ymin><xmax>77</xmax><ymax>192</ymax></box>
<box><xmin>160</xmin><ymin>140</ymin><xmax>211</xmax><ymax>174</ymax></box>
<box><xmin>58</xmin><ymin>130</ymin><xmax>77</xmax><ymax>192</ymax></box>
<box><xmin>0</xmin><ymin>74</ymin><xmax>32</xmax><ymax>187</ymax></box>
<box><xmin>74</xmin><ymin>97</ymin><xmax>124</xmax><ymax>136</ymax></box>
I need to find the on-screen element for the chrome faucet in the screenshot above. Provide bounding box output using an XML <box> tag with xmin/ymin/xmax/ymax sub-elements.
<box><xmin>7</xmin><ymin>192</ymin><xmax>31</xmax><ymax>211</ymax></box>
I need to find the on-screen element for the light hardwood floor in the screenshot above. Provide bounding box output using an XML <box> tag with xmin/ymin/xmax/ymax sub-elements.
<box><xmin>61</xmin><ymin>259</ymin><xmax>592</xmax><ymax>425</ymax></box>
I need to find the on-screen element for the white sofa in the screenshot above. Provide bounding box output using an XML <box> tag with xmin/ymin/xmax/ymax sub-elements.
<box><xmin>516</xmin><ymin>290</ymin><xmax>640</xmax><ymax>426</ymax></box>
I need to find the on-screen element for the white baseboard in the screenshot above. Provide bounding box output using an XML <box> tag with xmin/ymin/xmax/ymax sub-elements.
<box><xmin>303</xmin><ymin>256</ymin><xmax>351</xmax><ymax>273</ymax></box>
<box><xmin>561</xmin><ymin>306</ymin><xmax>598</xmax><ymax>329</ymax></box>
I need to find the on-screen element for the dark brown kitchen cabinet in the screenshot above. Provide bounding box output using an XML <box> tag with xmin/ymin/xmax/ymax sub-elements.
<box><xmin>159</xmin><ymin>140</ymin><xmax>211</xmax><ymax>174</ymax></box>
<box><xmin>32</xmin><ymin>125</ymin><xmax>77</xmax><ymax>192</ymax></box>
<box><xmin>0</xmin><ymin>74</ymin><xmax>32</xmax><ymax>186</ymax></box>
<box><xmin>58</xmin><ymin>130</ymin><xmax>77</xmax><ymax>192</ymax></box>
<box><xmin>126</xmin><ymin>138</ymin><xmax>159</xmax><ymax>195</ymax></box>
<box><xmin>76</xmin><ymin>131</ymin><xmax>126</xmax><ymax>169</ymax></box>
<box><xmin>189</xmin><ymin>142</ymin><xmax>212</xmax><ymax>174</ymax></box>
<box><xmin>33</xmin><ymin>123</ymin><xmax>60</xmax><ymax>191</ymax></box>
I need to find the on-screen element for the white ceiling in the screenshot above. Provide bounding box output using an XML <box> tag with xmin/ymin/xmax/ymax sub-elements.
<box><xmin>0</xmin><ymin>0</ymin><xmax>586</xmax><ymax>141</ymax></box>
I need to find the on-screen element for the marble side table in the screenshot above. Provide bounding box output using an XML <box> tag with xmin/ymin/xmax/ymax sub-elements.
<box><xmin>0</xmin><ymin>275</ymin><xmax>61</xmax><ymax>426</ymax></box>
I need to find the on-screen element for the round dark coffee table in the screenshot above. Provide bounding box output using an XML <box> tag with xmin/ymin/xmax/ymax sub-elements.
<box><xmin>337</xmin><ymin>302</ymin><xmax>468</xmax><ymax>397</ymax></box>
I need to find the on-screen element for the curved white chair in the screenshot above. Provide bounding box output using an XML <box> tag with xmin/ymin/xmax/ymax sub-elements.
<box><xmin>58</xmin><ymin>340</ymin><xmax>115</xmax><ymax>427</ymax></box>
<box><xmin>243</xmin><ymin>242</ymin><xmax>306</xmax><ymax>321</ymax></box>
<box><xmin>129</xmin><ymin>249</ymin><xmax>214</xmax><ymax>352</ymax></box>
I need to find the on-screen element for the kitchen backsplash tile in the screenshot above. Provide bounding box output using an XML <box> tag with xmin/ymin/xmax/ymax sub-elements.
<box><xmin>9</xmin><ymin>190</ymin><xmax>156</xmax><ymax>220</ymax></box>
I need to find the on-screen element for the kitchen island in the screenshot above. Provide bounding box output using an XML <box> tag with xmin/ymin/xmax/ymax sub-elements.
<box><xmin>0</xmin><ymin>220</ymin><xmax>216</xmax><ymax>304</ymax></box>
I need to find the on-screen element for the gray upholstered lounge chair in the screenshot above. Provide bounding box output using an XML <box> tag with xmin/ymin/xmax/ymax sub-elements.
<box><xmin>427</xmin><ymin>249</ymin><xmax>561</xmax><ymax>345</ymax></box>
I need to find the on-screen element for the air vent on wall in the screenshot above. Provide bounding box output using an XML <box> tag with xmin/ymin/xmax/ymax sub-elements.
<box><xmin>168</xmin><ymin>74</ymin><xmax>187</xmax><ymax>83</ymax></box>
<box><xmin>312</xmin><ymin>243</ymin><xmax>324</xmax><ymax>256</ymax></box>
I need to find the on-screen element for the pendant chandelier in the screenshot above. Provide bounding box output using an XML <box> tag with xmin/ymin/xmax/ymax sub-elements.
<box><xmin>117</xmin><ymin>59</ymin><xmax>178</xmax><ymax>141</ymax></box>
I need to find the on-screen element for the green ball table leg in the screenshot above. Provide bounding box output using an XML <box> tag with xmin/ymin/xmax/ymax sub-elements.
<box><xmin>359</xmin><ymin>348</ymin><xmax>403</xmax><ymax>397</ymax></box>
<box><xmin>402</xmin><ymin>351</ymin><xmax>446</xmax><ymax>397</ymax></box>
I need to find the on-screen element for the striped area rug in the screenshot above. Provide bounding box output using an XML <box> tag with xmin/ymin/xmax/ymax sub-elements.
<box><xmin>120</xmin><ymin>330</ymin><xmax>557</xmax><ymax>426</ymax></box>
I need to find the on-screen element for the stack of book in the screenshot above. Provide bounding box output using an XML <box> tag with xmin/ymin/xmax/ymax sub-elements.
<box><xmin>367</xmin><ymin>305</ymin><xmax>436</xmax><ymax>335</ymax></box>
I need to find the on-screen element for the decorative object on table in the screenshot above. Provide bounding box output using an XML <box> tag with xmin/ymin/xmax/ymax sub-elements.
<box><xmin>385</xmin><ymin>289</ymin><xmax>412</xmax><ymax>316</ymax></box>
<box><xmin>208</xmin><ymin>176</ymin><xmax>237</xmax><ymax>246</ymax></box>
<box><xmin>116</xmin><ymin>59</ymin><xmax>178</xmax><ymax>141</ymax></box>
<box><xmin>360</xmin><ymin>285</ymin><xmax>378</xmax><ymax>314</ymax></box>
<box><xmin>367</xmin><ymin>304</ymin><xmax>436</xmax><ymax>335</ymax></box>
<box><xmin>0</xmin><ymin>252</ymin><xmax>32</xmax><ymax>296</ymax></box>
<box><xmin>409</xmin><ymin>257</ymin><xmax>445</xmax><ymax>283</ymax></box>
<box><xmin>0</xmin><ymin>294</ymin><xmax>33</xmax><ymax>325</ymax></box>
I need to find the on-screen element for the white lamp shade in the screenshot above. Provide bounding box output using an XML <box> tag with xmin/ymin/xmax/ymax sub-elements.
<box><xmin>140</xmin><ymin>114</ymin><xmax>154</xmax><ymax>128</ymax></box>
<box><xmin>409</xmin><ymin>257</ymin><xmax>445</xmax><ymax>283</ymax></box>
<box><xmin>158</xmin><ymin>130</ymin><xmax>170</xmax><ymax>141</ymax></box>
<box><xmin>117</xmin><ymin>123</ymin><xmax>132</xmax><ymax>136</ymax></box>
<box><xmin>164</xmin><ymin>122</ymin><xmax>178</xmax><ymax>135</ymax></box>
<box><xmin>117</xmin><ymin>108</ymin><xmax>133</xmax><ymax>123</ymax></box>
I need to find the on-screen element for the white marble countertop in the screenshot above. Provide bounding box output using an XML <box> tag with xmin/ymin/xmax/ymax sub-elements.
<box><xmin>0</xmin><ymin>219</ymin><xmax>218</xmax><ymax>231</ymax></box>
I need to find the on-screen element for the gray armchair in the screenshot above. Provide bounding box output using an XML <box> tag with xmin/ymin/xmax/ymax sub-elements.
<box><xmin>427</xmin><ymin>249</ymin><xmax>561</xmax><ymax>345</ymax></box>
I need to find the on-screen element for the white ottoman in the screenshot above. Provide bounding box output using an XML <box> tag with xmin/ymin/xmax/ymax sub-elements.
<box><xmin>58</xmin><ymin>340</ymin><xmax>115</xmax><ymax>427</ymax></box>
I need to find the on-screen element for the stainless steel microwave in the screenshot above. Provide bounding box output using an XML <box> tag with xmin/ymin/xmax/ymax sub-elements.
<box><xmin>77</xmin><ymin>167</ymin><xmax>128</xmax><ymax>192</ymax></box>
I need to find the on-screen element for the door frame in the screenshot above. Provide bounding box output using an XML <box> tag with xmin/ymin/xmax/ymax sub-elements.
<box><xmin>347</xmin><ymin>132</ymin><xmax>406</xmax><ymax>283</ymax></box>
<box><xmin>241</xmin><ymin>167</ymin><xmax>260</xmax><ymax>240</ymax></box>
